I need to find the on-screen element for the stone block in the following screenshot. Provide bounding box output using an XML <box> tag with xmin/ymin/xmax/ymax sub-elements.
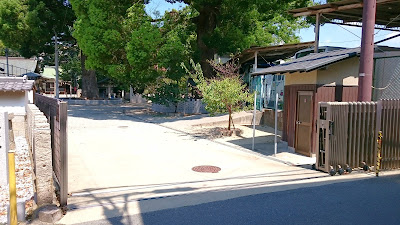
<box><xmin>38</xmin><ymin>205</ymin><xmax>62</xmax><ymax>223</ymax></box>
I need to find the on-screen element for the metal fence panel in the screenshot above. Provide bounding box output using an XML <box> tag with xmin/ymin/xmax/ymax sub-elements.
<box><xmin>380</xmin><ymin>99</ymin><xmax>400</xmax><ymax>169</ymax></box>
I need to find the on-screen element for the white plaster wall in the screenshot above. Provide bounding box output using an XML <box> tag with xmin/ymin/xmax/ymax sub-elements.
<box><xmin>0</xmin><ymin>91</ymin><xmax>27</xmax><ymax>115</ymax></box>
<box><xmin>28</xmin><ymin>90</ymin><xmax>34</xmax><ymax>104</ymax></box>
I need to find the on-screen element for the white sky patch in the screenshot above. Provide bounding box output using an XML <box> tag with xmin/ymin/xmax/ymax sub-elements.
<box><xmin>323</xmin><ymin>39</ymin><xmax>331</xmax><ymax>44</ymax></box>
<box><xmin>377</xmin><ymin>32</ymin><xmax>400</xmax><ymax>47</ymax></box>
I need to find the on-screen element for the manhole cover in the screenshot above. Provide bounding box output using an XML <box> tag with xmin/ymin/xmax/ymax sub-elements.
<box><xmin>192</xmin><ymin>165</ymin><xmax>221</xmax><ymax>173</ymax></box>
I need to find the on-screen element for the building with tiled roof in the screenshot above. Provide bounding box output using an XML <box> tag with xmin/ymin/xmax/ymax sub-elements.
<box><xmin>0</xmin><ymin>76</ymin><xmax>34</xmax><ymax>115</ymax></box>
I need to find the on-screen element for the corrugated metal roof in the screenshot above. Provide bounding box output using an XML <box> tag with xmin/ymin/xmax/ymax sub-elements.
<box><xmin>289</xmin><ymin>0</ymin><xmax>400</xmax><ymax>30</ymax></box>
<box><xmin>236</xmin><ymin>41</ymin><xmax>315</xmax><ymax>64</ymax></box>
<box><xmin>252</xmin><ymin>47</ymin><xmax>360</xmax><ymax>75</ymax></box>
<box><xmin>0</xmin><ymin>76</ymin><xmax>34</xmax><ymax>91</ymax></box>
<box><xmin>0</xmin><ymin>57</ymin><xmax>38</xmax><ymax>74</ymax></box>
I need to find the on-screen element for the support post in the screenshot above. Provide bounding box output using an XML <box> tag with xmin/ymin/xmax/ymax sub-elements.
<box><xmin>8</xmin><ymin>151</ymin><xmax>17</xmax><ymax>225</ymax></box>
<box><xmin>59</xmin><ymin>102</ymin><xmax>68</xmax><ymax>207</ymax></box>
<box><xmin>274</xmin><ymin>92</ymin><xmax>278</xmax><ymax>156</ymax></box>
<box><xmin>5</xmin><ymin>48</ymin><xmax>10</xmax><ymax>76</ymax></box>
<box><xmin>314</xmin><ymin>13</ymin><xmax>321</xmax><ymax>53</ymax></box>
<box><xmin>358</xmin><ymin>0</ymin><xmax>376</xmax><ymax>101</ymax></box>
<box><xmin>55</xmin><ymin>33</ymin><xmax>60</xmax><ymax>99</ymax></box>
<box><xmin>252</xmin><ymin>91</ymin><xmax>257</xmax><ymax>151</ymax></box>
<box><xmin>260</xmin><ymin>76</ymin><xmax>264</xmax><ymax>110</ymax></box>
<box><xmin>252</xmin><ymin>51</ymin><xmax>258</xmax><ymax>151</ymax></box>
<box><xmin>0</xmin><ymin>112</ymin><xmax>10</xmax><ymax>186</ymax></box>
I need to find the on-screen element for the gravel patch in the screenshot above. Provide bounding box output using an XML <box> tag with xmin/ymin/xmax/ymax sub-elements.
<box><xmin>0</xmin><ymin>136</ymin><xmax>35</xmax><ymax>224</ymax></box>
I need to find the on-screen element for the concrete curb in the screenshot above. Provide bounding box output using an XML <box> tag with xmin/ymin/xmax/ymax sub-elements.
<box><xmin>123</xmin><ymin>111</ymin><xmax>307</xmax><ymax>167</ymax></box>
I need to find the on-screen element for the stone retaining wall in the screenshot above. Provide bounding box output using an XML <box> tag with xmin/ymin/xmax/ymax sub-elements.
<box><xmin>260</xmin><ymin>109</ymin><xmax>283</xmax><ymax>131</ymax></box>
<box><xmin>63</xmin><ymin>98</ymin><xmax>123</xmax><ymax>106</ymax></box>
<box><xmin>152</xmin><ymin>99</ymin><xmax>207</xmax><ymax>114</ymax></box>
<box><xmin>26</xmin><ymin>104</ymin><xmax>54</xmax><ymax>206</ymax></box>
<box><xmin>130</xmin><ymin>94</ymin><xmax>147</xmax><ymax>103</ymax></box>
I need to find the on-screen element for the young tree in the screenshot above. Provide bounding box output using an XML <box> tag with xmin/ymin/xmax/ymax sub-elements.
<box><xmin>186</xmin><ymin>60</ymin><xmax>254</xmax><ymax>130</ymax></box>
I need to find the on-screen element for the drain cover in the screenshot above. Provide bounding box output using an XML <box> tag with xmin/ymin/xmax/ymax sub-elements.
<box><xmin>192</xmin><ymin>165</ymin><xmax>221</xmax><ymax>173</ymax></box>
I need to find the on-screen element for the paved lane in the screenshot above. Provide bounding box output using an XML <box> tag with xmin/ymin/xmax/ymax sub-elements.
<box><xmin>60</xmin><ymin>104</ymin><xmax>389</xmax><ymax>224</ymax></box>
<box><xmin>80</xmin><ymin>174</ymin><xmax>400</xmax><ymax>225</ymax></box>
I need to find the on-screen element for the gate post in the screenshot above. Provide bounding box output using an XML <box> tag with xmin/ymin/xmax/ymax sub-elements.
<box><xmin>374</xmin><ymin>100</ymin><xmax>382</xmax><ymax>173</ymax></box>
<box><xmin>59</xmin><ymin>102</ymin><xmax>68</xmax><ymax>206</ymax></box>
<box><xmin>0</xmin><ymin>112</ymin><xmax>10</xmax><ymax>186</ymax></box>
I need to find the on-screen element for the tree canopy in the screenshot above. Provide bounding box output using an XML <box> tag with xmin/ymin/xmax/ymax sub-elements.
<box><xmin>164</xmin><ymin>0</ymin><xmax>312</xmax><ymax>77</ymax></box>
<box><xmin>71</xmin><ymin>1</ymin><xmax>198</xmax><ymax>92</ymax></box>
<box><xmin>70</xmin><ymin>0</ymin><xmax>311</xmax><ymax>94</ymax></box>
<box><xmin>0</xmin><ymin>0</ymin><xmax>75</xmax><ymax>58</ymax></box>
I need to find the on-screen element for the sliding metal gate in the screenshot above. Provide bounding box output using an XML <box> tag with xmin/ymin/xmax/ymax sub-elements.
<box><xmin>316</xmin><ymin>100</ymin><xmax>400</xmax><ymax>173</ymax></box>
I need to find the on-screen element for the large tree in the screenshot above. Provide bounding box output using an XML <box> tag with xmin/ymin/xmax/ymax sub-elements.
<box><xmin>0</xmin><ymin>0</ymin><xmax>75</xmax><ymax>57</ymax></box>
<box><xmin>71</xmin><ymin>1</ymin><xmax>162</xmax><ymax>93</ymax></box>
<box><xmin>164</xmin><ymin>0</ymin><xmax>312</xmax><ymax>77</ymax></box>
<box><xmin>0</xmin><ymin>0</ymin><xmax>101</xmax><ymax>99</ymax></box>
<box><xmin>71</xmin><ymin>1</ymin><xmax>197</xmax><ymax>93</ymax></box>
<box><xmin>70</xmin><ymin>0</ymin><xmax>311</xmax><ymax>93</ymax></box>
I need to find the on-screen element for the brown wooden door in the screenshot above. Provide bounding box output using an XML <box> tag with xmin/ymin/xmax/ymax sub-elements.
<box><xmin>295</xmin><ymin>91</ymin><xmax>313</xmax><ymax>156</ymax></box>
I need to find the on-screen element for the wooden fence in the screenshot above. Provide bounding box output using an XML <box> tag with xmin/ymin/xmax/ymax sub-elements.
<box><xmin>34</xmin><ymin>94</ymin><xmax>68</xmax><ymax>206</ymax></box>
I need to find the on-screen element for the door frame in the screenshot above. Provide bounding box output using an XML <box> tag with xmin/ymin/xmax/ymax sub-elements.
<box><xmin>295</xmin><ymin>91</ymin><xmax>314</xmax><ymax>156</ymax></box>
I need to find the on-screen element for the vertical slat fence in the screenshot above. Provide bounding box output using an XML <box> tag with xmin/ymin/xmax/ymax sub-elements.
<box><xmin>33</xmin><ymin>94</ymin><xmax>68</xmax><ymax>206</ymax></box>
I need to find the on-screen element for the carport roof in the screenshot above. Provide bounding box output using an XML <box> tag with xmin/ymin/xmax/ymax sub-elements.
<box><xmin>289</xmin><ymin>0</ymin><xmax>400</xmax><ymax>31</ymax></box>
<box><xmin>236</xmin><ymin>42</ymin><xmax>315</xmax><ymax>64</ymax></box>
<box><xmin>252</xmin><ymin>47</ymin><xmax>361</xmax><ymax>75</ymax></box>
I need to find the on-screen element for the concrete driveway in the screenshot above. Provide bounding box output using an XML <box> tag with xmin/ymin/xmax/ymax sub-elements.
<box><xmin>59</xmin><ymin>104</ymin><xmax>375</xmax><ymax>224</ymax></box>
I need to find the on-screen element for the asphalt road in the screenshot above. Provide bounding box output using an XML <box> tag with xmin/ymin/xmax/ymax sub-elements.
<box><xmin>80</xmin><ymin>174</ymin><xmax>400</xmax><ymax>225</ymax></box>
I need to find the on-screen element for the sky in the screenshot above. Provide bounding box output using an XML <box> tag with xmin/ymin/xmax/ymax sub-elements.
<box><xmin>145</xmin><ymin>0</ymin><xmax>400</xmax><ymax>49</ymax></box>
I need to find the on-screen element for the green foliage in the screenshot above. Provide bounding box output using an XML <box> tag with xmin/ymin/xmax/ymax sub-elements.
<box><xmin>0</xmin><ymin>0</ymin><xmax>29</xmax><ymax>51</ymax></box>
<box><xmin>71</xmin><ymin>0</ymin><xmax>133</xmax><ymax>74</ymax></box>
<box><xmin>125</xmin><ymin>4</ymin><xmax>163</xmax><ymax>91</ymax></box>
<box><xmin>167</xmin><ymin>0</ymin><xmax>312</xmax><ymax>54</ymax></box>
<box><xmin>158</xmin><ymin>8</ymin><xmax>198</xmax><ymax>80</ymax></box>
<box><xmin>71</xmin><ymin>1</ymin><xmax>198</xmax><ymax>94</ymax></box>
<box><xmin>0</xmin><ymin>0</ymin><xmax>75</xmax><ymax>57</ymax></box>
<box><xmin>60</xmin><ymin>53</ymin><xmax>81</xmax><ymax>87</ymax></box>
<box><xmin>184</xmin><ymin>59</ymin><xmax>254</xmax><ymax>130</ymax></box>
<box><xmin>146</xmin><ymin>79</ymin><xmax>186</xmax><ymax>108</ymax></box>
<box><xmin>199</xmin><ymin>75</ymin><xmax>253</xmax><ymax>114</ymax></box>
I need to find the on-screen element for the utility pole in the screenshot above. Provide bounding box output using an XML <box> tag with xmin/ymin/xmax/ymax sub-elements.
<box><xmin>358</xmin><ymin>0</ymin><xmax>376</xmax><ymax>101</ymax></box>
<box><xmin>55</xmin><ymin>33</ymin><xmax>60</xmax><ymax>99</ymax></box>
<box><xmin>5</xmin><ymin>48</ymin><xmax>9</xmax><ymax>76</ymax></box>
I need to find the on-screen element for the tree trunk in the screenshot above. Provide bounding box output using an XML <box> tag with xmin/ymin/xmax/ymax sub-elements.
<box><xmin>80</xmin><ymin>52</ymin><xmax>99</xmax><ymax>99</ymax></box>
<box><xmin>228</xmin><ymin>108</ymin><xmax>232</xmax><ymax>131</ymax></box>
<box><xmin>195</xmin><ymin>6</ymin><xmax>219</xmax><ymax>78</ymax></box>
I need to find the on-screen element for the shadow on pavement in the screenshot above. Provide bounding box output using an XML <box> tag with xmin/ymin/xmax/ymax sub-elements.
<box><xmin>70</xmin><ymin>171</ymin><xmax>397</xmax><ymax>225</ymax></box>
